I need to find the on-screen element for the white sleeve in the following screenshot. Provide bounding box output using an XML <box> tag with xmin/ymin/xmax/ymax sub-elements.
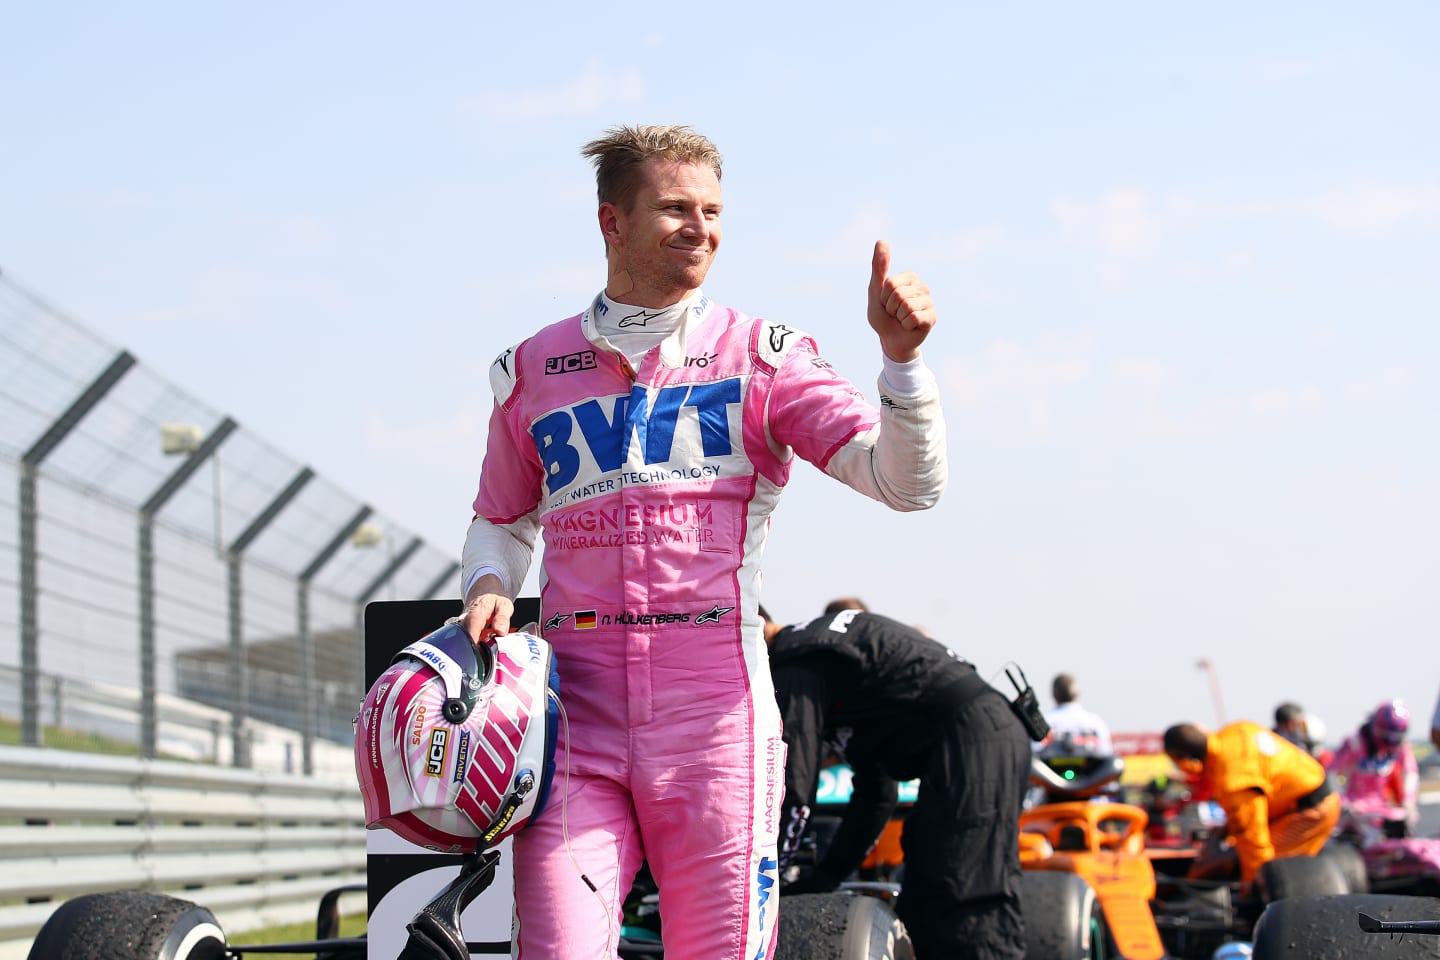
<box><xmin>1095</xmin><ymin>719</ymin><xmax>1114</xmax><ymax>757</ymax></box>
<box><xmin>461</xmin><ymin>510</ymin><xmax>540</xmax><ymax>599</ymax></box>
<box><xmin>821</xmin><ymin>358</ymin><xmax>947</xmax><ymax>511</ymax></box>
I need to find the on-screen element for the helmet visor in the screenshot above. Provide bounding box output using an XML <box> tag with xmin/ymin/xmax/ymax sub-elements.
<box><xmin>392</xmin><ymin>622</ymin><xmax>492</xmax><ymax>711</ymax></box>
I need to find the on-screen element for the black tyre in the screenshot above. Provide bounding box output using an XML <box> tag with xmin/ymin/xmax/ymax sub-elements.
<box><xmin>1251</xmin><ymin>893</ymin><xmax>1440</xmax><ymax>959</ymax></box>
<box><xmin>1319</xmin><ymin>840</ymin><xmax>1369</xmax><ymax>895</ymax></box>
<box><xmin>1020</xmin><ymin>871</ymin><xmax>1108</xmax><ymax>959</ymax></box>
<box><xmin>27</xmin><ymin>891</ymin><xmax>227</xmax><ymax>960</ymax></box>
<box><xmin>776</xmin><ymin>892</ymin><xmax>915</xmax><ymax>960</ymax></box>
<box><xmin>1257</xmin><ymin>854</ymin><xmax>1348</xmax><ymax>903</ymax></box>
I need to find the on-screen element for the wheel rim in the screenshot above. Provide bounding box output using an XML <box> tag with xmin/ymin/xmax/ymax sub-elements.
<box><xmin>1088</xmin><ymin>910</ymin><xmax>1107</xmax><ymax>960</ymax></box>
<box><xmin>168</xmin><ymin>922</ymin><xmax>226</xmax><ymax>960</ymax></box>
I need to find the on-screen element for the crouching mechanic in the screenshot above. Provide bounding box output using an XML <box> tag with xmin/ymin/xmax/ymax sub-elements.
<box><xmin>1163</xmin><ymin>721</ymin><xmax>1340</xmax><ymax>887</ymax></box>
<box><xmin>764</xmin><ymin>606</ymin><xmax>1030</xmax><ymax>960</ymax></box>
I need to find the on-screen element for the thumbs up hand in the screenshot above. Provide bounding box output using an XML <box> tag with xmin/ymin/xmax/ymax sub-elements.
<box><xmin>866</xmin><ymin>240</ymin><xmax>936</xmax><ymax>363</ymax></box>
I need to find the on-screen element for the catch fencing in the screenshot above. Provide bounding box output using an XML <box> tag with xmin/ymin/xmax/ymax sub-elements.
<box><xmin>0</xmin><ymin>269</ymin><xmax>462</xmax><ymax>774</ymax></box>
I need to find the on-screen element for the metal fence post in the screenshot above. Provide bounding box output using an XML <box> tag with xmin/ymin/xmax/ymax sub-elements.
<box><xmin>223</xmin><ymin>467</ymin><xmax>314</xmax><ymax>768</ymax></box>
<box><xmin>296</xmin><ymin>505</ymin><xmax>373</xmax><ymax>776</ymax></box>
<box><xmin>138</xmin><ymin>418</ymin><xmax>237</xmax><ymax>758</ymax></box>
<box><xmin>17</xmin><ymin>351</ymin><xmax>135</xmax><ymax>746</ymax></box>
<box><xmin>353</xmin><ymin>536</ymin><xmax>424</xmax><ymax>696</ymax></box>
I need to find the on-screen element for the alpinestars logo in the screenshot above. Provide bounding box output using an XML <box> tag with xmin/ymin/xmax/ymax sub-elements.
<box><xmin>543</xmin><ymin>612</ymin><xmax>570</xmax><ymax>631</ymax></box>
<box><xmin>693</xmin><ymin>604</ymin><xmax>735</xmax><ymax>625</ymax></box>
<box><xmin>493</xmin><ymin>346</ymin><xmax>515</xmax><ymax>377</ymax></box>
<box><xmin>618</xmin><ymin>309</ymin><xmax>662</xmax><ymax>328</ymax></box>
<box><xmin>768</xmin><ymin>324</ymin><xmax>794</xmax><ymax>352</ymax></box>
<box><xmin>879</xmin><ymin>394</ymin><xmax>909</xmax><ymax>411</ymax></box>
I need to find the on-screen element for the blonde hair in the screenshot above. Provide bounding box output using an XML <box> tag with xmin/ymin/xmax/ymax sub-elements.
<box><xmin>581</xmin><ymin>124</ymin><xmax>723</xmax><ymax>213</ymax></box>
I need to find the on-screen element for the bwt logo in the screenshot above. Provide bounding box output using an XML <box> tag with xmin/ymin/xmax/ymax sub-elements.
<box><xmin>751</xmin><ymin>856</ymin><xmax>778</xmax><ymax>960</ymax></box>
<box><xmin>545</xmin><ymin>350</ymin><xmax>597</xmax><ymax>375</ymax></box>
<box><xmin>414</xmin><ymin>647</ymin><xmax>448</xmax><ymax>669</ymax></box>
<box><xmin>530</xmin><ymin>379</ymin><xmax>742</xmax><ymax>494</ymax></box>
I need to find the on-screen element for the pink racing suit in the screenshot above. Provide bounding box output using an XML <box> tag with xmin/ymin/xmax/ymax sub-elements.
<box><xmin>464</xmin><ymin>291</ymin><xmax>946</xmax><ymax>959</ymax></box>
<box><xmin>1327</xmin><ymin>730</ymin><xmax>1420</xmax><ymax>828</ymax></box>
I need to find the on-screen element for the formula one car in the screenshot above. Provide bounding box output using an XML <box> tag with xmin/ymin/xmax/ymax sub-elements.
<box><xmin>1331</xmin><ymin>798</ymin><xmax>1440</xmax><ymax>898</ymax></box>
<box><xmin>1021</xmin><ymin>753</ymin><xmax>1354</xmax><ymax>960</ymax></box>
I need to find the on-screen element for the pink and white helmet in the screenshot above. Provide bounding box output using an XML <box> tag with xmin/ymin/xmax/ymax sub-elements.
<box><xmin>354</xmin><ymin>623</ymin><xmax>560</xmax><ymax>852</ymax></box>
<box><xmin>1369</xmin><ymin>699</ymin><xmax>1411</xmax><ymax>748</ymax></box>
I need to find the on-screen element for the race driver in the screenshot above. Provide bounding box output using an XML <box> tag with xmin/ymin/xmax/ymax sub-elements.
<box><xmin>1163</xmin><ymin>721</ymin><xmax>1340</xmax><ymax>886</ymax></box>
<box><xmin>457</xmin><ymin>125</ymin><xmax>948</xmax><ymax>960</ymax></box>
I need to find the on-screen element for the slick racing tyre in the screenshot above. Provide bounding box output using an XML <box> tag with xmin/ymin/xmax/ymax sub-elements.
<box><xmin>1256</xmin><ymin>854</ymin><xmax>1350</xmax><ymax>903</ymax></box>
<box><xmin>776</xmin><ymin>892</ymin><xmax>915</xmax><ymax>960</ymax></box>
<box><xmin>1319</xmin><ymin>841</ymin><xmax>1369</xmax><ymax>895</ymax></box>
<box><xmin>1250</xmin><ymin>893</ymin><xmax>1440</xmax><ymax>959</ymax></box>
<box><xmin>27</xmin><ymin>891</ymin><xmax>227</xmax><ymax>960</ymax></box>
<box><xmin>1019</xmin><ymin>871</ymin><xmax>1109</xmax><ymax>959</ymax></box>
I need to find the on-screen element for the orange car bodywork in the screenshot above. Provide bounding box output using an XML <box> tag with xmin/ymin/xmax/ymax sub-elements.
<box><xmin>853</xmin><ymin>795</ymin><xmax>1169</xmax><ymax>959</ymax></box>
<box><xmin>1019</xmin><ymin>800</ymin><xmax>1166</xmax><ymax>960</ymax></box>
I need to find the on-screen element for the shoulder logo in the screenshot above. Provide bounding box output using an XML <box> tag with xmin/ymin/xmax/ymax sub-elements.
<box><xmin>768</xmin><ymin>324</ymin><xmax>795</xmax><ymax>353</ymax></box>
<box><xmin>618</xmin><ymin>309</ymin><xmax>661</xmax><ymax>329</ymax></box>
<box><xmin>879</xmin><ymin>394</ymin><xmax>909</xmax><ymax>411</ymax></box>
<box><xmin>693</xmin><ymin>604</ymin><xmax>735</xmax><ymax>625</ymax></box>
<box><xmin>493</xmin><ymin>346</ymin><xmax>515</xmax><ymax>377</ymax></box>
<box><xmin>545</xmin><ymin>350</ymin><xmax>598</xmax><ymax>375</ymax></box>
<box><xmin>543</xmin><ymin>611</ymin><xmax>570</xmax><ymax>631</ymax></box>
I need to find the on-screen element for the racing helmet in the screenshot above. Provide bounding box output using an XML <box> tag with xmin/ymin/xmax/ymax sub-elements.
<box><xmin>354</xmin><ymin>622</ymin><xmax>560</xmax><ymax>852</ymax></box>
<box><xmin>1368</xmin><ymin>699</ymin><xmax>1410</xmax><ymax>748</ymax></box>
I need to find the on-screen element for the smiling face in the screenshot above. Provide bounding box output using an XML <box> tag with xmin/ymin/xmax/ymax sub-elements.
<box><xmin>600</xmin><ymin>159</ymin><xmax>723</xmax><ymax>308</ymax></box>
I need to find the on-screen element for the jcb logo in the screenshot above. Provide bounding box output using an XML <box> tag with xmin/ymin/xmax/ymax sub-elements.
<box><xmin>545</xmin><ymin>351</ymin><xmax>597</xmax><ymax>375</ymax></box>
<box><xmin>424</xmin><ymin>729</ymin><xmax>449</xmax><ymax>777</ymax></box>
<box><xmin>530</xmin><ymin>379</ymin><xmax>743</xmax><ymax>494</ymax></box>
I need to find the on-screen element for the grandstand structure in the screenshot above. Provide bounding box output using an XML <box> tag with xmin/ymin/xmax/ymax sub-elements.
<box><xmin>0</xmin><ymin>269</ymin><xmax>459</xmax><ymax>780</ymax></box>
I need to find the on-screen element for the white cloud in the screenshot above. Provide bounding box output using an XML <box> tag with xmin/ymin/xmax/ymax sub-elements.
<box><xmin>938</xmin><ymin>225</ymin><xmax>1007</xmax><ymax>261</ymax></box>
<box><xmin>275</xmin><ymin>215</ymin><xmax>336</xmax><ymax>255</ymax></box>
<box><xmin>1308</xmin><ymin>183</ymin><xmax>1440</xmax><ymax>233</ymax></box>
<box><xmin>1342</xmin><ymin>366</ymin><xmax>1415</xmax><ymax>404</ymax></box>
<box><xmin>461</xmin><ymin>58</ymin><xmax>645</xmax><ymax>121</ymax></box>
<box><xmin>1054</xmin><ymin>188</ymin><xmax>1159</xmax><ymax>260</ymax></box>
<box><xmin>1110</xmin><ymin>356</ymin><xmax>1175</xmax><ymax>390</ymax></box>
<box><xmin>364</xmin><ymin>408</ymin><xmax>489</xmax><ymax>456</ymax></box>
<box><xmin>808</xmin><ymin>205</ymin><xmax>893</xmax><ymax>266</ymax></box>
<box><xmin>1248</xmin><ymin>385</ymin><xmax>1322</xmax><ymax>417</ymax></box>
<box><xmin>1256</xmin><ymin>60</ymin><xmax>1317</xmax><ymax>82</ymax></box>
<box><xmin>1284</xmin><ymin>461</ymin><xmax>1424</xmax><ymax>523</ymax></box>
<box><xmin>941</xmin><ymin>335</ymin><xmax>1093</xmax><ymax>439</ymax></box>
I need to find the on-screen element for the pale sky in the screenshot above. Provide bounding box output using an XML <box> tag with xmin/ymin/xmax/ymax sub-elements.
<box><xmin>2</xmin><ymin>3</ymin><xmax>1437</xmax><ymax>739</ymax></box>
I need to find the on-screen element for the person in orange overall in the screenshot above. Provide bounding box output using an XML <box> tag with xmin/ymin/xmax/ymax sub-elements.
<box><xmin>1163</xmin><ymin>721</ymin><xmax>1340</xmax><ymax>886</ymax></box>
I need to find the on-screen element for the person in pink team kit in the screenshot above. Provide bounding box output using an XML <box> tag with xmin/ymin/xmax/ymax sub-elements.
<box><xmin>1327</xmin><ymin>700</ymin><xmax>1421</xmax><ymax>831</ymax></box>
<box><xmin>457</xmin><ymin>125</ymin><xmax>948</xmax><ymax>959</ymax></box>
